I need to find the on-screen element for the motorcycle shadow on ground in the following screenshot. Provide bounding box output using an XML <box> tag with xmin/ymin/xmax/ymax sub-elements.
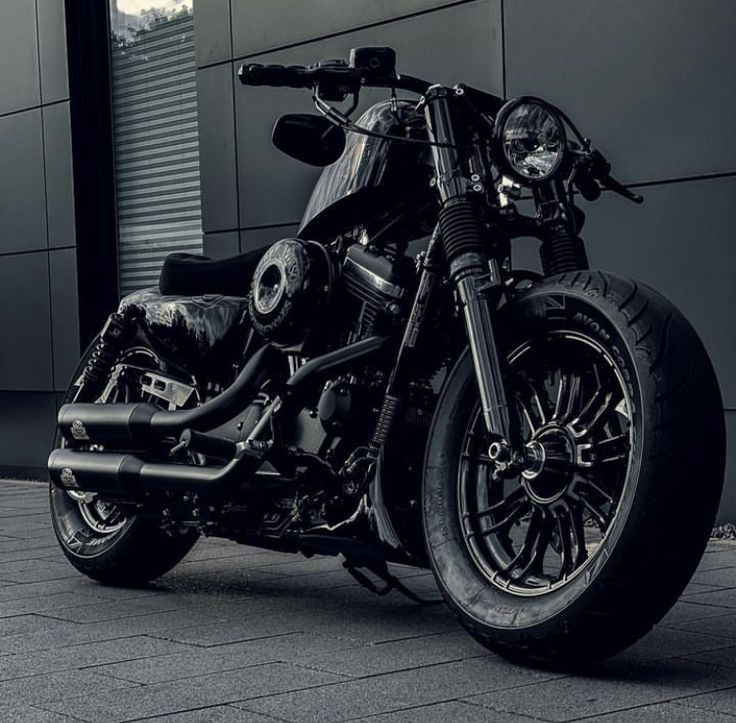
<box><xmin>112</xmin><ymin>545</ymin><xmax>724</xmax><ymax>682</ymax></box>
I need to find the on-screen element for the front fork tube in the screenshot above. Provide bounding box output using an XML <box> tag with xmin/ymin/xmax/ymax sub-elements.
<box><xmin>424</xmin><ymin>86</ymin><xmax>517</xmax><ymax>448</ymax></box>
<box><xmin>455</xmin><ymin>270</ymin><xmax>515</xmax><ymax>446</ymax></box>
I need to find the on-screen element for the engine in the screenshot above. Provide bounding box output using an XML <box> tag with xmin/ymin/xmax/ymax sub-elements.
<box><xmin>248</xmin><ymin>237</ymin><xmax>414</xmax><ymax>348</ymax></box>
<box><xmin>244</xmin><ymin>236</ymin><xmax>430</xmax><ymax>544</ymax></box>
<box><xmin>342</xmin><ymin>243</ymin><xmax>414</xmax><ymax>337</ymax></box>
<box><xmin>248</xmin><ymin>236</ymin><xmax>416</xmax><ymax>474</ymax></box>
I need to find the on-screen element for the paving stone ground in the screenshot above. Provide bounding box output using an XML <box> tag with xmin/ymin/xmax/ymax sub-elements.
<box><xmin>0</xmin><ymin>479</ymin><xmax>734</xmax><ymax>722</ymax></box>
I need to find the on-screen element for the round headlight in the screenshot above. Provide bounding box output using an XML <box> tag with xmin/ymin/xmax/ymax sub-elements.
<box><xmin>497</xmin><ymin>100</ymin><xmax>566</xmax><ymax>181</ymax></box>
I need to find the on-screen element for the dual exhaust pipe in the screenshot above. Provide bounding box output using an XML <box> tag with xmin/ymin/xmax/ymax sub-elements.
<box><xmin>49</xmin><ymin>336</ymin><xmax>389</xmax><ymax>497</ymax></box>
<box><xmin>56</xmin><ymin>345</ymin><xmax>276</xmax><ymax>447</ymax></box>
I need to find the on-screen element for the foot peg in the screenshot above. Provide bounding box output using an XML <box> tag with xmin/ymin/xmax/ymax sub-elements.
<box><xmin>170</xmin><ymin>429</ymin><xmax>238</xmax><ymax>459</ymax></box>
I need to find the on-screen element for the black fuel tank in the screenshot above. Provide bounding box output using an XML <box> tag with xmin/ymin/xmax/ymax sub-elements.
<box><xmin>299</xmin><ymin>100</ymin><xmax>431</xmax><ymax>238</ymax></box>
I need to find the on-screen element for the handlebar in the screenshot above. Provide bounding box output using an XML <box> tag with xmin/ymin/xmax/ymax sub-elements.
<box><xmin>238</xmin><ymin>57</ymin><xmax>503</xmax><ymax>118</ymax></box>
<box><xmin>238</xmin><ymin>60</ymin><xmax>433</xmax><ymax>97</ymax></box>
<box><xmin>239</xmin><ymin>50</ymin><xmax>639</xmax><ymax>206</ymax></box>
<box><xmin>238</xmin><ymin>63</ymin><xmax>355</xmax><ymax>90</ymax></box>
<box><xmin>238</xmin><ymin>64</ymin><xmax>312</xmax><ymax>89</ymax></box>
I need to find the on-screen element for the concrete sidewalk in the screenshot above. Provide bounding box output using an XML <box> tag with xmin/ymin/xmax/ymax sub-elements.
<box><xmin>0</xmin><ymin>480</ymin><xmax>734</xmax><ymax>722</ymax></box>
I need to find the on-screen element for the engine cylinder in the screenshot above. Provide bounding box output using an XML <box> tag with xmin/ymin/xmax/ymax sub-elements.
<box><xmin>342</xmin><ymin>244</ymin><xmax>413</xmax><ymax>334</ymax></box>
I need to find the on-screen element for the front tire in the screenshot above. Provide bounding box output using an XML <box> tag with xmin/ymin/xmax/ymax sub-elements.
<box><xmin>423</xmin><ymin>271</ymin><xmax>725</xmax><ymax>667</ymax></box>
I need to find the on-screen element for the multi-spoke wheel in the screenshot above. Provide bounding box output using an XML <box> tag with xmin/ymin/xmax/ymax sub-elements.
<box><xmin>424</xmin><ymin>271</ymin><xmax>725</xmax><ymax>667</ymax></box>
<box><xmin>49</xmin><ymin>339</ymin><xmax>199</xmax><ymax>587</ymax></box>
<box><xmin>459</xmin><ymin>331</ymin><xmax>632</xmax><ymax>595</ymax></box>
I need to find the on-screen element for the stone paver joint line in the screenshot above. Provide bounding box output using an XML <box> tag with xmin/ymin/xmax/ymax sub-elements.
<box><xmin>0</xmin><ymin>480</ymin><xmax>734</xmax><ymax>722</ymax></box>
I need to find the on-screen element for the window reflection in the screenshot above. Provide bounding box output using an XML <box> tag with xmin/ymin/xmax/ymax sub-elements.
<box><xmin>109</xmin><ymin>0</ymin><xmax>202</xmax><ymax>296</ymax></box>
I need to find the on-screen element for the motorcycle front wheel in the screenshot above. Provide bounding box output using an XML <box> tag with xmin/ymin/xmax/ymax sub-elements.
<box><xmin>423</xmin><ymin>270</ymin><xmax>725</xmax><ymax>667</ymax></box>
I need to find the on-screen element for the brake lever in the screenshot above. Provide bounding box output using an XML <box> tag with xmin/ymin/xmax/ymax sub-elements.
<box><xmin>577</xmin><ymin>149</ymin><xmax>643</xmax><ymax>204</ymax></box>
<box><xmin>600</xmin><ymin>175</ymin><xmax>644</xmax><ymax>204</ymax></box>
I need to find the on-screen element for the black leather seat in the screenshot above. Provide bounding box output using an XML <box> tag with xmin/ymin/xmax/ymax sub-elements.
<box><xmin>159</xmin><ymin>250</ymin><xmax>263</xmax><ymax>297</ymax></box>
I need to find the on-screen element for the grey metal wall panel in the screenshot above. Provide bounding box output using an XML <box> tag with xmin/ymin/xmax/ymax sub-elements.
<box><xmin>194</xmin><ymin>0</ymin><xmax>232</xmax><ymax>66</ymax></box>
<box><xmin>37</xmin><ymin>0</ymin><xmax>69</xmax><ymax>104</ymax></box>
<box><xmin>580</xmin><ymin>176</ymin><xmax>736</xmax><ymax>407</ymax></box>
<box><xmin>504</xmin><ymin>0</ymin><xmax>736</xmax><ymax>184</ymax></box>
<box><xmin>43</xmin><ymin>102</ymin><xmax>76</xmax><ymax>249</ymax></box>
<box><xmin>0</xmin><ymin>109</ymin><xmax>48</xmax><ymax>254</ymax></box>
<box><xmin>0</xmin><ymin>391</ymin><xmax>56</xmax><ymax>470</ymax></box>
<box><xmin>49</xmin><ymin>248</ymin><xmax>80</xmax><ymax>392</ymax></box>
<box><xmin>240</xmin><ymin>224</ymin><xmax>300</xmax><ymax>254</ymax></box>
<box><xmin>0</xmin><ymin>0</ymin><xmax>40</xmax><ymax>115</ymax></box>
<box><xmin>235</xmin><ymin>0</ymin><xmax>503</xmax><ymax>227</ymax></box>
<box><xmin>197</xmin><ymin>63</ymin><xmax>239</xmax><ymax>232</ymax></box>
<box><xmin>0</xmin><ymin>252</ymin><xmax>52</xmax><ymax>392</ymax></box>
<box><xmin>203</xmin><ymin>230</ymin><xmax>240</xmax><ymax>259</ymax></box>
<box><xmin>231</xmin><ymin>0</ymin><xmax>482</xmax><ymax>58</ymax></box>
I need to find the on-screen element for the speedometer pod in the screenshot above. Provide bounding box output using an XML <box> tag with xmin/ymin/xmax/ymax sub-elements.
<box><xmin>494</xmin><ymin>98</ymin><xmax>566</xmax><ymax>182</ymax></box>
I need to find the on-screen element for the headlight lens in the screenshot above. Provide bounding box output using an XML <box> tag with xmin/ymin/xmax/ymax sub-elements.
<box><xmin>499</xmin><ymin>101</ymin><xmax>566</xmax><ymax>181</ymax></box>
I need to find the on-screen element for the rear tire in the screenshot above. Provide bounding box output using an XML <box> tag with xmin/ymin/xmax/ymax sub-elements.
<box><xmin>50</xmin><ymin>338</ymin><xmax>198</xmax><ymax>587</ymax></box>
<box><xmin>423</xmin><ymin>271</ymin><xmax>725</xmax><ymax>667</ymax></box>
<box><xmin>50</xmin><ymin>490</ymin><xmax>198</xmax><ymax>587</ymax></box>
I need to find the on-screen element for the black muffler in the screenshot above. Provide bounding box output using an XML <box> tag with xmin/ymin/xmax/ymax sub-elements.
<box><xmin>50</xmin><ymin>335</ymin><xmax>391</xmax><ymax>497</ymax></box>
<box><xmin>57</xmin><ymin>336</ymin><xmax>389</xmax><ymax>447</ymax></box>
<box><xmin>58</xmin><ymin>344</ymin><xmax>277</xmax><ymax>446</ymax></box>
<box><xmin>48</xmin><ymin>446</ymin><xmax>247</xmax><ymax>496</ymax></box>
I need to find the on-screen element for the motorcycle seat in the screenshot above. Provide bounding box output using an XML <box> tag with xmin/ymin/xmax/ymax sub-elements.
<box><xmin>159</xmin><ymin>250</ymin><xmax>263</xmax><ymax>297</ymax></box>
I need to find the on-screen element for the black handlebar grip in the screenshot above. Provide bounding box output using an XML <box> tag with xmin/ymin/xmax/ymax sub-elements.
<box><xmin>238</xmin><ymin>63</ymin><xmax>312</xmax><ymax>88</ymax></box>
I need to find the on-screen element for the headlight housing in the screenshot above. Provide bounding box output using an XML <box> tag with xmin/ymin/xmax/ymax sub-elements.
<box><xmin>494</xmin><ymin>98</ymin><xmax>566</xmax><ymax>182</ymax></box>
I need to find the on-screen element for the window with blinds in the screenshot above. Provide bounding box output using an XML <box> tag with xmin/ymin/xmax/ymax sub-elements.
<box><xmin>109</xmin><ymin>1</ymin><xmax>202</xmax><ymax>297</ymax></box>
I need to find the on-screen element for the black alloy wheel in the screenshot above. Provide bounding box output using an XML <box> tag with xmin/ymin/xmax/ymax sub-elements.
<box><xmin>459</xmin><ymin>331</ymin><xmax>632</xmax><ymax>595</ymax></box>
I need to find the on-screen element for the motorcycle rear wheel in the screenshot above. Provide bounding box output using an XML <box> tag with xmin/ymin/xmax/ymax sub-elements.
<box><xmin>49</xmin><ymin>339</ymin><xmax>199</xmax><ymax>587</ymax></box>
<box><xmin>423</xmin><ymin>270</ymin><xmax>725</xmax><ymax>667</ymax></box>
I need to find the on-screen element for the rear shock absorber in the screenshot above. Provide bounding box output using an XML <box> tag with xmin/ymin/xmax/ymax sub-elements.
<box><xmin>80</xmin><ymin>307</ymin><xmax>137</xmax><ymax>386</ymax></box>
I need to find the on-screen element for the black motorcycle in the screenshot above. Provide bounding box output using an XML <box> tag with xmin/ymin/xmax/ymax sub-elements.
<box><xmin>48</xmin><ymin>47</ymin><xmax>725</xmax><ymax>666</ymax></box>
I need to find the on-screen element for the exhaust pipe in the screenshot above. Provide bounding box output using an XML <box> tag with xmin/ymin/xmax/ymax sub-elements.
<box><xmin>49</xmin><ymin>335</ymin><xmax>391</xmax><ymax>496</ymax></box>
<box><xmin>58</xmin><ymin>344</ymin><xmax>277</xmax><ymax>446</ymax></box>
<box><xmin>48</xmin><ymin>447</ymin><xmax>246</xmax><ymax>496</ymax></box>
<box><xmin>57</xmin><ymin>336</ymin><xmax>389</xmax><ymax>447</ymax></box>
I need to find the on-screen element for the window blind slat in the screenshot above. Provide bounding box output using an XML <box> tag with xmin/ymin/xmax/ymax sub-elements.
<box><xmin>110</xmin><ymin>7</ymin><xmax>202</xmax><ymax>297</ymax></box>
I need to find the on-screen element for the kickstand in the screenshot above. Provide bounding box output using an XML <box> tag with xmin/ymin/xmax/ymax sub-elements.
<box><xmin>342</xmin><ymin>559</ymin><xmax>442</xmax><ymax>605</ymax></box>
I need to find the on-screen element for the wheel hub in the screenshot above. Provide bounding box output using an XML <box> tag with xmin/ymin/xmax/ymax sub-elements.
<box><xmin>521</xmin><ymin>426</ymin><xmax>575</xmax><ymax>504</ymax></box>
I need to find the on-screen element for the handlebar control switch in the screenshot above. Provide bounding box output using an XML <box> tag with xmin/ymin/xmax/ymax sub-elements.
<box><xmin>349</xmin><ymin>47</ymin><xmax>397</xmax><ymax>82</ymax></box>
<box><xmin>314</xmin><ymin>59</ymin><xmax>354</xmax><ymax>101</ymax></box>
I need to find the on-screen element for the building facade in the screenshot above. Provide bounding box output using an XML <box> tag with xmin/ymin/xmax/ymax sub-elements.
<box><xmin>0</xmin><ymin>0</ymin><xmax>733</xmax><ymax>519</ymax></box>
